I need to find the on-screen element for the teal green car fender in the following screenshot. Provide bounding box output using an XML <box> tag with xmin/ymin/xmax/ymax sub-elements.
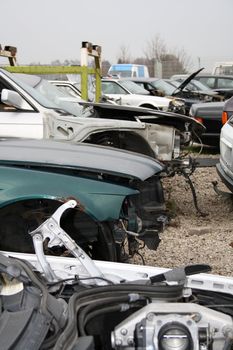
<box><xmin>0</xmin><ymin>166</ymin><xmax>138</xmax><ymax>221</ymax></box>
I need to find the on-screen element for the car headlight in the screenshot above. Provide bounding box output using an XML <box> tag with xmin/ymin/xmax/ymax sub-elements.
<box><xmin>158</xmin><ymin>322</ymin><xmax>193</xmax><ymax>350</ymax></box>
<box><xmin>204</xmin><ymin>95</ymin><xmax>212</xmax><ymax>102</ymax></box>
<box><xmin>168</xmin><ymin>99</ymin><xmax>186</xmax><ymax>114</ymax></box>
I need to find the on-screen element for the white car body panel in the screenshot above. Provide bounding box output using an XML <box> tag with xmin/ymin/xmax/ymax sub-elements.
<box><xmin>46</xmin><ymin>115</ymin><xmax>177</xmax><ymax>161</ymax></box>
<box><xmin>0</xmin><ymin>111</ymin><xmax>44</xmax><ymax>138</ymax></box>
<box><xmin>105</xmin><ymin>93</ymin><xmax>171</xmax><ymax>110</ymax></box>
<box><xmin>101</xmin><ymin>78</ymin><xmax>172</xmax><ymax>110</ymax></box>
<box><xmin>219</xmin><ymin>122</ymin><xmax>233</xmax><ymax>176</ymax></box>
<box><xmin>3</xmin><ymin>250</ymin><xmax>233</xmax><ymax>296</ymax></box>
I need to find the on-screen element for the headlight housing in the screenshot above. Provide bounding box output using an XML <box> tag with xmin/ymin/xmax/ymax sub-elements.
<box><xmin>168</xmin><ymin>98</ymin><xmax>186</xmax><ymax>115</ymax></box>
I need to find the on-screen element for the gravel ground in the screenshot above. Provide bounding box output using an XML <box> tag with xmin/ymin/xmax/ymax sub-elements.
<box><xmin>133</xmin><ymin>151</ymin><xmax>233</xmax><ymax>277</ymax></box>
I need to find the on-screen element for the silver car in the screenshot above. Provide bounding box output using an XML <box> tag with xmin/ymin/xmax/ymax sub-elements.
<box><xmin>216</xmin><ymin>96</ymin><xmax>233</xmax><ymax>191</ymax></box>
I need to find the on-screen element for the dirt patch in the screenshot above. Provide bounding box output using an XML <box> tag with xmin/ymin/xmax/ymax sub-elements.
<box><xmin>134</xmin><ymin>153</ymin><xmax>233</xmax><ymax>276</ymax></box>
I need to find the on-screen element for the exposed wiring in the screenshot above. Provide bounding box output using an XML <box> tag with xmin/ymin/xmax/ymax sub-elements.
<box><xmin>119</xmin><ymin>219</ymin><xmax>140</xmax><ymax>237</ymax></box>
<box><xmin>47</xmin><ymin>275</ymin><xmax>115</xmax><ymax>287</ymax></box>
<box><xmin>191</xmin><ymin>128</ymin><xmax>204</xmax><ymax>158</ymax></box>
<box><xmin>181</xmin><ymin>167</ymin><xmax>208</xmax><ymax>217</ymax></box>
<box><xmin>135</xmin><ymin>251</ymin><xmax>145</xmax><ymax>265</ymax></box>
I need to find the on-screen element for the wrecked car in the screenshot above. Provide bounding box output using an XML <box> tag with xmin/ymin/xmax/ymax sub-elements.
<box><xmin>53</xmin><ymin>102</ymin><xmax>205</xmax><ymax>166</ymax></box>
<box><xmin>189</xmin><ymin>101</ymin><xmax>224</xmax><ymax>146</ymax></box>
<box><xmin>100</xmin><ymin>77</ymin><xmax>186</xmax><ymax>113</ymax></box>
<box><xmin>49</xmin><ymin>79</ymin><xmax>95</xmax><ymax>102</ymax></box>
<box><xmin>0</xmin><ymin>68</ymin><xmax>204</xmax><ymax>167</ymax></box>
<box><xmin>130</xmin><ymin>68</ymin><xmax>223</xmax><ymax>115</ymax></box>
<box><xmin>190</xmin><ymin>95</ymin><xmax>233</xmax><ymax>147</ymax></box>
<box><xmin>194</xmin><ymin>74</ymin><xmax>233</xmax><ymax>99</ymax></box>
<box><xmin>0</xmin><ymin>138</ymin><xmax>167</xmax><ymax>262</ymax></box>
<box><xmin>1</xmin><ymin>200</ymin><xmax>233</xmax><ymax>350</ymax></box>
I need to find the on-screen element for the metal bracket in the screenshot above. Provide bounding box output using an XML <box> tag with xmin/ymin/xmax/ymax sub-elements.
<box><xmin>0</xmin><ymin>45</ymin><xmax>17</xmax><ymax>66</ymax></box>
<box><xmin>29</xmin><ymin>199</ymin><xmax>107</xmax><ymax>285</ymax></box>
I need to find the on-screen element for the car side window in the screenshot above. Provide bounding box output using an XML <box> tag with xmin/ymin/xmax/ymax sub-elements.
<box><xmin>102</xmin><ymin>82</ymin><xmax>127</xmax><ymax>94</ymax></box>
<box><xmin>55</xmin><ymin>85</ymin><xmax>80</xmax><ymax>98</ymax></box>
<box><xmin>217</xmin><ymin>78</ymin><xmax>233</xmax><ymax>89</ymax></box>
<box><xmin>136</xmin><ymin>82</ymin><xmax>144</xmax><ymax>88</ymax></box>
<box><xmin>199</xmin><ymin>77</ymin><xmax>215</xmax><ymax>89</ymax></box>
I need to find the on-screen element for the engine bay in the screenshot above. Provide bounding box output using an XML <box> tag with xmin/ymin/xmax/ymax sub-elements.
<box><xmin>1</xmin><ymin>200</ymin><xmax>233</xmax><ymax>350</ymax></box>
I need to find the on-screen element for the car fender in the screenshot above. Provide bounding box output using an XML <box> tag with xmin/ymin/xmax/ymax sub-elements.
<box><xmin>0</xmin><ymin>166</ymin><xmax>138</xmax><ymax>221</ymax></box>
<box><xmin>45</xmin><ymin>114</ymin><xmax>147</xmax><ymax>142</ymax></box>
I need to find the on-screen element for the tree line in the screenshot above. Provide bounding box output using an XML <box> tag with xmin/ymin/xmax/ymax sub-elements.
<box><xmin>29</xmin><ymin>35</ymin><xmax>194</xmax><ymax>78</ymax></box>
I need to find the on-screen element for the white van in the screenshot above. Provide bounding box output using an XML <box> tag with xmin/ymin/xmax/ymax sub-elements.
<box><xmin>108</xmin><ymin>64</ymin><xmax>149</xmax><ymax>78</ymax></box>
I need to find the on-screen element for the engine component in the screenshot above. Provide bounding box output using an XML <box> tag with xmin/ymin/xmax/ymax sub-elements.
<box><xmin>1</xmin><ymin>201</ymin><xmax>233</xmax><ymax>350</ymax></box>
<box><xmin>111</xmin><ymin>303</ymin><xmax>233</xmax><ymax>350</ymax></box>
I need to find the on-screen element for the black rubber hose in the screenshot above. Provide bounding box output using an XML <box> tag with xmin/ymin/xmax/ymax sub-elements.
<box><xmin>80</xmin><ymin>304</ymin><xmax>126</xmax><ymax>336</ymax></box>
<box><xmin>54</xmin><ymin>284</ymin><xmax>183</xmax><ymax>350</ymax></box>
<box><xmin>78</xmin><ymin>295</ymin><xmax>133</xmax><ymax>335</ymax></box>
<box><xmin>82</xmin><ymin>301</ymin><xmax>145</xmax><ymax>336</ymax></box>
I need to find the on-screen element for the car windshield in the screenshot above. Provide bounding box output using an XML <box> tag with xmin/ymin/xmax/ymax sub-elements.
<box><xmin>119</xmin><ymin>80</ymin><xmax>150</xmax><ymax>95</ymax></box>
<box><xmin>149</xmin><ymin>79</ymin><xmax>176</xmax><ymax>95</ymax></box>
<box><xmin>2</xmin><ymin>69</ymin><xmax>84</xmax><ymax>117</ymax></box>
<box><xmin>32</xmin><ymin>79</ymin><xmax>84</xmax><ymax>116</ymax></box>
<box><xmin>175</xmin><ymin>78</ymin><xmax>210</xmax><ymax>92</ymax></box>
<box><xmin>189</xmin><ymin>79</ymin><xmax>211</xmax><ymax>91</ymax></box>
<box><xmin>2</xmin><ymin>69</ymin><xmax>59</xmax><ymax>108</ymax></box>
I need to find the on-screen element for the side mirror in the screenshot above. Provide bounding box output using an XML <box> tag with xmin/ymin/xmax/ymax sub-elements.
<box><xmin>1</xmin><ymin>89</ymin><xmax>33</xmax><ymax>110</ymax></box>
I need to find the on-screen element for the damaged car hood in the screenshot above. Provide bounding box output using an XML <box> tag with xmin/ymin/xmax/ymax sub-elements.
<box><xmin>0</xmin><ymin>139</ymin><xmax>164</xmax><ymax>180</ymax></box>
<box><xmin>81</xmin><ymin>102</ymin><xmax>205</xmax><ymax>136</ymax></box>
<box><xmin>172</xmin><ymin>67</ymin><xmax>205</xmax><ymax>93</ymax></box>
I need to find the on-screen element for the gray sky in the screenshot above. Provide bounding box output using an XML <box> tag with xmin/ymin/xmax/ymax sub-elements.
<box><xmin>1</xmin><ymin>0</ymin><xmax>232</xmax><ymax>72</ymax></box>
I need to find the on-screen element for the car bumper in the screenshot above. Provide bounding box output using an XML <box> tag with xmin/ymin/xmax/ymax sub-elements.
<box><xmin>216</xmin><ymin>162</ymin><xmax>233</xmax><ymax>193</ymax></box>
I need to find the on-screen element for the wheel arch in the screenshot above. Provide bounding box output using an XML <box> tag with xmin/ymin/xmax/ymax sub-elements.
<box><xmin>85</xmin><ymin>129</ymin><xmax>155</xmax><ymax>158</ymax></box>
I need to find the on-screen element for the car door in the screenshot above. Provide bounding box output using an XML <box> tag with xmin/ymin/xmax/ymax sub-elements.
<box><xmin>0</xmin><ymin>77</ymin><xmax>44</xmax><ymax>139</ymax></box>
<box><xmin>216</xmin><ymin>77</ymin><xmax>233</xmax><ymax>89</ymax></box>
<box><xmin>101</xmin><ymin>81</ymin><xmax>129</xmax><ymax>105</ymax></box>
